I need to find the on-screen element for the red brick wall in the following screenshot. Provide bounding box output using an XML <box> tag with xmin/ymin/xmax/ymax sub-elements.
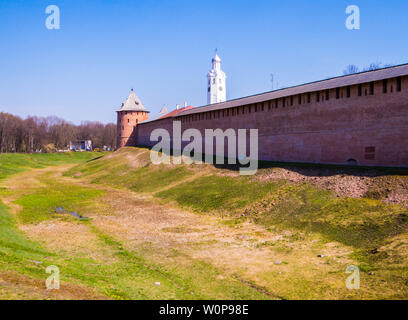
<box><xmin>133</xmin><ymin>76</ymin><xmax>408</xmax><ymax>167</ymax></box>
<box><xmin>117</xmin><ymin>111</ymin><xmax>149</xmax><ymax>148</ymax></box>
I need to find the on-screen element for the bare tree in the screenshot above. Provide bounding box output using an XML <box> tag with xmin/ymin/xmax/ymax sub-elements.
<box><xmin>0</xmin><ymin>112</ymin><xmax>117</xmax><ymax>153</ymax></box>
<box><xmin>343</xmin><ymin>65</ymin><xmax>360</xmax><ymax>75</ymax></box>
<box><xmin>363</xmin><ymin>63</ymin><xmax>382</xmax><ymax>71</ymax></box>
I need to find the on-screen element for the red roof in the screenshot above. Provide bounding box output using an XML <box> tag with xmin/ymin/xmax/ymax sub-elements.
<box><xmin>158</xmin><ymin>106</ymin><xmax>194</xmax><ymax>119</ymax></box>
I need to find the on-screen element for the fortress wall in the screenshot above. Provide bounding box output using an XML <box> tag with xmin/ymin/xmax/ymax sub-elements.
<box><xmin>136</xmin><ymin>117</ymin><xmax>174</xmax><ymax>147</ymax></box>
<box><xmin>135</xmin><ymin>76</ymin><xmax>408</xmax><ymax>167</ymax></box>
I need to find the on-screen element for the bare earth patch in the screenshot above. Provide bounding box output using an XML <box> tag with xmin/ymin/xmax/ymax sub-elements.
<box><xmin>0</xmin><ymin>272</ymin><xmax>108</xmax><ymax>300</ymax></box>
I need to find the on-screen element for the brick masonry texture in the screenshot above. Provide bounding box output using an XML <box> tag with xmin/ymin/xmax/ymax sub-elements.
<box><xmin>119</xmin><ymin>73</ymin><xmax>408</xmax><ymax>167</ymax></box>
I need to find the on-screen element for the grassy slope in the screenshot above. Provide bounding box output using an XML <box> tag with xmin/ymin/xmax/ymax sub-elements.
<box><xmin>0</xmin><ymin>152</ymin><xmax>103</xmax><ymax>181</ymax></box>
<box><xmin>0</xmin><ymin>152</ymin><xmax>267</xmax><ymax>300</ymax></box>
<box><xmin>64</xmin><ymin>147</ymin><xmax>408</xmax><ymax>298</ymax></box>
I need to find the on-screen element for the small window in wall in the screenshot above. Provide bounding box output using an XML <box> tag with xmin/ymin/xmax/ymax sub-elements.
<box><xmin>316</xmin><ymin>92</ymin><xmax>320</xmax><ymax>102</ymax></box>
<box><xmin>365</xmin><ymin>146</ymin><xmax>376</xmax><ymax>160</ymax></box>
<box><xmin>254</xmin><ymin>104</ymin><xmax>258</xmax><ymax>112</ymax></box>
<box><xmin>290</xmin><ymin>96</ymin><xmax>293</xmax><ymax>106</ymax></box>
<box><xmin>336</xmin><ymin>88</ymin><xmax>340</xmax><ymax>99</ymax></box>
<box><xmin>358</xmin><ymin>84</ymin><xmax>362</xmax><ymax>96</ymax></box>
<box><xmin>298</xmin><ymin>94</ymin><xmax>302</xmax><ymax>105</ymax></box>
<box><xmin>282</xmin><ymin>97</ymin><xmax>286</xmax><ymax>107</ymax></box>
<box><xmin>325</xmin><ymin>90</ymin><xmax>330</xmax><ymax>100</ymax></box>
<box><xmin>307</xmin><ymin>93</ymin><xmax>311</xmax><ymax>103</ymax></box>
<box><xmin>369</xmin><ymin>82</ymin><xmax>374</xmax><ymax>95</ymax></box>
<box><xmin>346</xmin><ymin>86</ymin><xmax>351</xmax><ymax>98</ymax></box>
<box><xmin>275</xmin><ymin>100</ymin><xmax>278</xmax><ymax>108</ymax></box>
<box><xmin>397</xmin><ymin>77</ymin><xmax>402</xmax><ymax>92</ymax></box>
<box><xmin>383</xmin><ymin>79</ymin><xmax>388</xmax><ymax>93</ymax></box>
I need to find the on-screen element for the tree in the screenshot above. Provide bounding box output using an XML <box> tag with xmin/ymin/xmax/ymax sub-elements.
<box><xmin>0</xmin><ymin>112</ymin><xmax>117</xmax><ymax>153</ymax></box>
<box><xmin>343</xmin><ymin>65</ymin><xmax>359</xmax><ymax>75</ymax></box>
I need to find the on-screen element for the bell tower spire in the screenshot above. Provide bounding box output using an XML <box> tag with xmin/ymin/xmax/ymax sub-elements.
<box><xmin>207</xmin><ymin>51</ymin><xmax>226</xmax><ymax>105</ymax></box>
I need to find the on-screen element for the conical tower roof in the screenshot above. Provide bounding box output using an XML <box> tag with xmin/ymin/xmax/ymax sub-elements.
<box><xmin>159</xmin><ymin>106</ymin><xmax>168</xmax><ymax>114</ymax></box>
<box><xmin>118</xmin><ymin>89</ymin><xmax>149</xmax><ymax>112</ymax></box>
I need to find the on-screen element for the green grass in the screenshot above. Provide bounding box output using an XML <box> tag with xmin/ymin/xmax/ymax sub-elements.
<box><xmin>0</xmin><ymin>201</ymin><xmax>51</xmax><ymax>279</ymax></box>
<box><xmin>0</xmin><ymin>152</ymin><xmax>102</xmax><ymax>181</ymax></box>
<box><xmin>5</xmin><ymin>148</ymin><xmax>407</xmax><ymax>299</ymax></box>
<box><xmin>157</xmin><ymin>175</ymin><xmax>284</xmax><ymax>213</ymax></box>
<box><xmin>254</xmin><ymin>184</ymin><xmax>408</xmax><ymax>249</ymax></box>
<box><xmin>15</xmin><ymin>178</ymin><xmax>105</xmax><ymax>224</ymax></box>
<box><xmin>0</xmin><ymin>196</ymin><xmax>268</xmax><ymax>299</ymax></box>
<box><xmin>66</xmin><ymin>148</ymin><xmax>408</xmax><ymax>277</ymax></box>
<box><xmin>91</xmin><ymin>165</ymin><xmax>192</xmax><ymax>193</ymax></box>
<box><xmin>0</xmin><ymin>155</ymin><xmax>270</xmax><ymax>299</ymax></box>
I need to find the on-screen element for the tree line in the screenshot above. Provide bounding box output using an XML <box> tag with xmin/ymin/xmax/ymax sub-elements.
<box><xmin>343</xmin><ymin>62</ymin><xmax>394</xmax><ymax>75</ymax></box>
<box><xmin>0</xmin><ymin>112</ymin><xmax>116</xmax><ymax>153</ymax></box>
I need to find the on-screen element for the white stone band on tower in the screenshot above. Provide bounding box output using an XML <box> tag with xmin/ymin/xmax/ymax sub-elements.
<box><xmin>207</xmin><ymin>52</ymin><xmax>226</xmax><ymax>104</ymax></box>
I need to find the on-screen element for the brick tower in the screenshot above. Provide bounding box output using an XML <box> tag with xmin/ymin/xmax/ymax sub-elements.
<box><xmin>116</xmin><ymin>89</ymin><xmax>149</xmax><ymax>148</ymax></box>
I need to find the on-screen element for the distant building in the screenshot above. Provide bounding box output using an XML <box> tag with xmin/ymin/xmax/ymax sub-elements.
<box><xmin>207</xmin><ymin>52</ymin><xmax>227</xmax><ymax>105</ymax></box>
<box><xmin>159</xmin><ymin>105</ymin><xmax>168</xmax><ymax>115</ymax></box>
<box><xmin>70</xmin><ymin>140</ymin><xmax>93</xmax><ymax>152</ymax></box>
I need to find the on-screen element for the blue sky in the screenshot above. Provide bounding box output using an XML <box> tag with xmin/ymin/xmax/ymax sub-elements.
<box><xmin>0</xmin><ymin>0</ymin><xmax>407</xmax><ymax>124</ymax></box>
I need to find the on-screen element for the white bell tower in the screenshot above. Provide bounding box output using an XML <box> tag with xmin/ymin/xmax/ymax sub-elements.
<box><xmin>207</xmin><ymin>52</ymin><xmax>226</xmax><ymax>104</ymax></box>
